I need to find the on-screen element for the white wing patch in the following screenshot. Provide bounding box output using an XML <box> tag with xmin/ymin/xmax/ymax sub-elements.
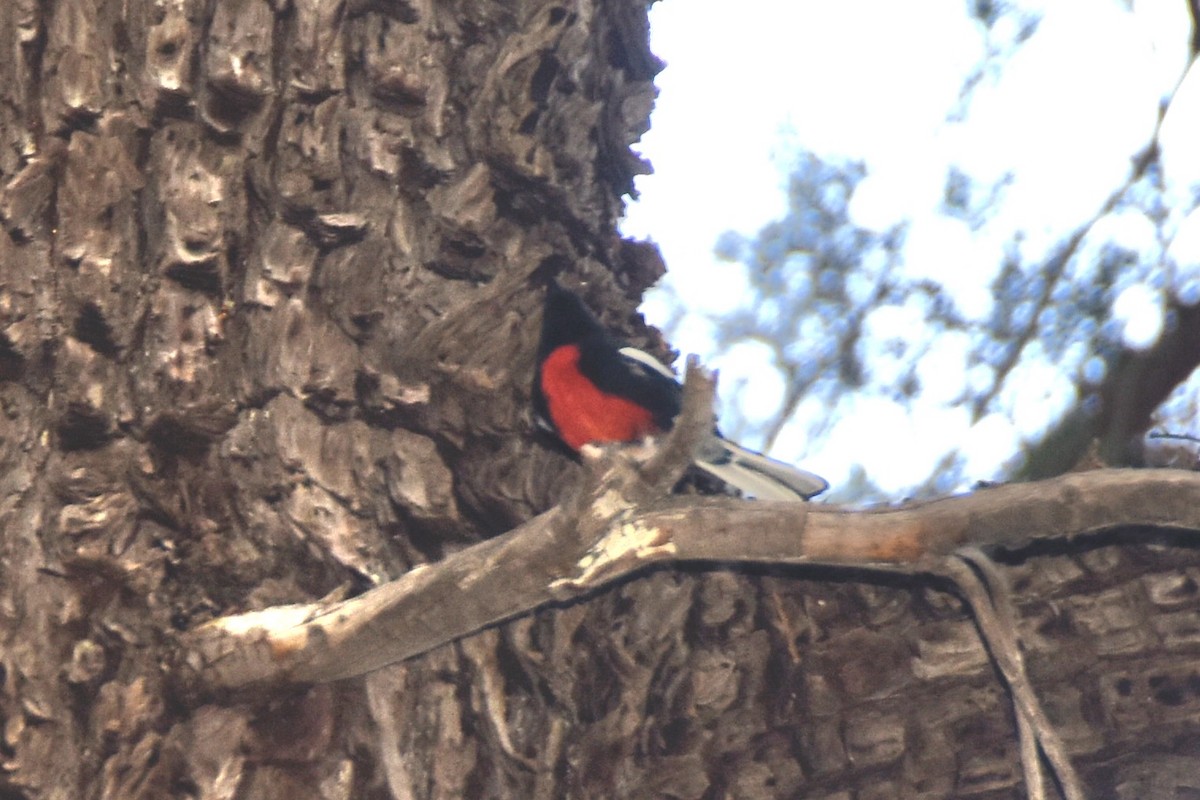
<box><xmin>618</xmin><ymin>347</ymin><xmax>678</xmax><ymax>382</ymax></box>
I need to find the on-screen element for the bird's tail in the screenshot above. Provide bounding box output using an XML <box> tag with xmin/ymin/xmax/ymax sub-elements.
<box><xmin>693</xmin><ymin>438</ymin><xmax>828</xmax><ymax>501</ymax></box>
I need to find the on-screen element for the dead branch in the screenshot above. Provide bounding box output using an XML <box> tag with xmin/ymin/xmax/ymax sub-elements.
<box><xmin>175</xmin><ymin>362</ymin><xmax>1200</xmax><ymax>695</ymax></box>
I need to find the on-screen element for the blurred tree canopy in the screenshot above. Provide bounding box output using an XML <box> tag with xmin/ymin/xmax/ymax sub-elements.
<box><xmin>658</xmin><ymin>2</ymin><xmax>1200</xmax><ymax>502</ymax></box>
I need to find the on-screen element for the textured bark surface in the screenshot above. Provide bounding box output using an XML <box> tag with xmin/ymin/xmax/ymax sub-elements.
<box><xmin>0</xmin><ymin>2</ymin><xmax>1197</xmax><ymax>800</ymax></box>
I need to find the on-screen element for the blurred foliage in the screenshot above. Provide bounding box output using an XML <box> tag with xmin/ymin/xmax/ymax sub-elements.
<box><xmin>636</xmin><ymin>1</ymin><xmax>1200</xmax><ymax>502</ymax></box>
<box><xmin>695</xmin><ymin>116</ymin><xmax>1198</xmax><ymax>501</ymax></box>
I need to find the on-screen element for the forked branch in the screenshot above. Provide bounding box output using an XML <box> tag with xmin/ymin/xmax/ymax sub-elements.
<box><xmin>176</xmin><ymin>361</ymin><xmax>1200</xmax><ymax>696</ymax></box>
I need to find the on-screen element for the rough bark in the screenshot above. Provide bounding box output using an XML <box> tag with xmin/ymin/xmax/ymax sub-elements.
<box><xmin>0</xmin><ymin>2</ymin><xmax>1198</xmax><ymax>800</ymax></box>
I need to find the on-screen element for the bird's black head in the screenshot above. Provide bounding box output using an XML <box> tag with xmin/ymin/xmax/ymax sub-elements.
<box><xmin>538</xmin><ymin>284</ymin><xmax>609</xmax><ymax>358</ymax></box>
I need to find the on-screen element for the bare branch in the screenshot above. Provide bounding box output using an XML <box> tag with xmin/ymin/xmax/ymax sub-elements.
<box><xmin>177</xmin><ymin>468</ymin><xmax>1200</xmax><ymax>695</ymax></box>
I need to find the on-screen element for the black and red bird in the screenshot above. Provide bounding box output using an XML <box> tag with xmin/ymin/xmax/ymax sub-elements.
<box><xmin>533</xmin><ymin>284</ymin><xmax>827</xmax><ymax>501</ymax></box>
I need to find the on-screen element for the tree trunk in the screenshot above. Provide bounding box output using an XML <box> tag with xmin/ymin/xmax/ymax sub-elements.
<box><xmin>0</xmin><ymin>2</ymin><xmax>1197</xmax><ymax>799</ymax></box>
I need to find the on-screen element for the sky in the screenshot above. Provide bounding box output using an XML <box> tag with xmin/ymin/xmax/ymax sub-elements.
<box><xmin>621</xmin><ymin>0</ymin><xmax>1200</xmax><ymax>498</ymax></box>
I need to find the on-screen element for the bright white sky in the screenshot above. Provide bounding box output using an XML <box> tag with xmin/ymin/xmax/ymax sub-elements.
<box><xmin>622</xmin><ymin>0</ymin><xmax>1200</xmax><ymax>498</ymax></box>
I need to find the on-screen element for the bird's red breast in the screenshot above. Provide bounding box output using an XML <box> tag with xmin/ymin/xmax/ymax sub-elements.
<box><xmin>539</xmin><ymin>343</ymin><xmax>659</xmax><ymax>451</ymax></box>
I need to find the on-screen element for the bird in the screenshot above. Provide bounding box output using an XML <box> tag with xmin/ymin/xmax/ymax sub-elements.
<box><xmin>533</xmin><ymin>284</ymin><xmax>827</xmax><ymax>501</ymax></box>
